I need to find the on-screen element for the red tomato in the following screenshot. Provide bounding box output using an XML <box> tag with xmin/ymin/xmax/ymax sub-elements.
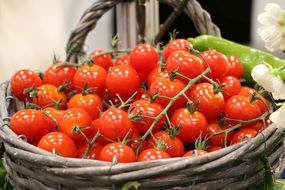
<box><xmin>73</xmin><ymin>65</ymin><xmax>107</xmax><ymax>95</ymax></box>
<box><xmin>165</xmin><ymin>50</ymin><xmax>204</xmax><ymax>83</ymax></box>
<box><xmin>32</xmin><ymin>84</ymin><xmax>67</xmax><ymax>109</ymax></box>
<box><xmin>201</xmin><ymin>50</ymin><xmax>229</xmax><ymax>80</ymax></box>
<box><xmin>183</xmin><ymin>149</ymin><xmax>208</xmax><ymax>157</ymax></box>
<box><xmin>58</xmin><ymin>108</ymin><xmax>93</xmax><ymax>144</ymax></box>
<box><xmin>43</xmin><ymin>63</ymin><xmax>77</xmax><ymax>88</ymax></box>
<box><xmin>43</xmin><ymin>107</ymin><xmax>64</xmax><ymax>132</ymax></box>
<box><xmin>224</xmin><ymin>95</ymin><xmax>262</xmax><ymax>127</ymax></box>
<box><xmin>133</xmin><ymin>87</ymin><xmax>149</xmax><ymax>101</ymax></box>
<box><xmin>37</xmin><ymin>132</ymin><xmax>77</xmax><ymax>158</ymax></box>
<box><xmin>146</xmin><ymin>65</ymin><xmax>169</xmax><ymax>88</ymax></box>
<box><xmin>113</xmin><ymin>54</ymin><xmax>130</xmax><ymax>66</ymax></box>
<box><xmin>206</xmin><ymin>146</ymin><xmax>222</xmax><ymax>152</ymax></box>
<box><xmin>207</xmin><ymin>122</ymin><xmax>234</xmax><ymax>147</ymax></box>
<box><xmin>10</xmin><ymin>69</ymin><xmax>42</xmax><ymax>100</ymax></box>
<box><xmin>10</xmin><ymin>109</ymin><xmax>49</xmax><ymax>143</ymax></box>
<box><xmin>226</xmin><ymin>55</ymin><xmax>243</xmax><ymax>79</ymax></box>
<box><xmin>232</xmin><ymin>128</ymin><xmax>258</xmax><ymax>144</ymax></box>
<box><xmin>149</xmin><ymin>77</ymin><xmax>186</xmax><ymax>112</ymax></box>
<box><xmin>250</xmin><ymin>121</ymin><xmax>265</xmax><ymax>132</ymax></box>
<box><xmin>68</xmin><ymin>93</ymin><xmax>103</xmax><ymax>120</ymax></box>
<box><xmin>129</xmin><ymin>43</ymin><xmax>159</xmax><ymax>81</ymax></box>
<box><xmin>220</xmin><ymin>76</ymin><xmax>241</xmax><ymax>100</ymax></box>
<box><xmin>90</xmin><ymin>118</ymin><xmax>110</xmax><ymax>145</ymax></box>
<box><xmin>77</xmin><ymin>142</ymin><xmax>104</xmax><ymax>159</ymax></box>
<box><xmin>188</xmin><ymin>82</ymin><xmax>225</xmax><ymax>120</ymax></box>
<box><xmin>105</xmin><ymin>64</ymin><xmax>140</xmax><ymax>100</ymax></box>
<box><xmin>99</xmin><ymin>108</ymin><xmax>134</xmax><ymax>142</ymax></box>
<box><xmin>163</xmin><ymin>38</ymin><xmax>192</xmax><ymax>61</ymax></box>
<box><xmin>90</xmin><ymin>49</ymin><xmax>113</xmax><ymax>70</ymax></box>
<box><xmin>138</xmin><ymin>148</ymin><xmax>170</xmax><ymax>161</ymax></box>
<box><xmin>128</xmin><ymin>99</ymin><xmax>165</xmax><ymax>133</ymax></box>
<box><xmin>148</xmin><ymin>131</ymin><xmax>185</xmax><ymax>157</ymax></box>
<box><xmin>127</xmin><ymin>130</ymin><xmax>149</xmax><ymax>154</ymax></box>
<box><xmin>170</xmin><ymin>108</ymin><xmax>208</xmax><ymax>143</ymax></box>
<box><xmin>238</xmin><ymin>87</ymin><xmax>270</xmax><ymax>114</ymax></box>
<box><xmin>99</xmin><ymin>142</ymin><xmax>136</xmax><ymax>163</ymax></box>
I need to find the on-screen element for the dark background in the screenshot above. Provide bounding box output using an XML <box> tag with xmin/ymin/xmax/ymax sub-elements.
<box><xmin>159</xmin><ymin>0</ymin><xmax>253</xmax><ymax>44</ymax></box>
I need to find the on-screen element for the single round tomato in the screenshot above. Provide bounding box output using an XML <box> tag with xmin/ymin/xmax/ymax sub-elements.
<box><xmin>99</xmin><ymin>142</ymin><xmax>136</xmax><ymax>163</ymax></box>
<box><xmin>238</xmin><ymin>87</ymin><xmax>270</xmax><ymax>114</ymax></box>
<box><xmin>146</xmin><ymin>65</ymin><xmax>169</xmax><ymax>88</ymax></box>
<box><xmin>90</xmin><ymin>49</ymin><xmax>113</xmax><ymax>70</ymax></box>
<box><xmin>99</xmin><ymin>108</ymin><xmax>134</xmax><ymax>142</ymax></box>
<box><xmin>170</xmin><ymin>108</ymin><xmax>208</xmax><ymax>143</ymax></box>
<box><xmin>10</xmin><ymin>69</ymin><xmax>42</xmax><ymax>100</ymax></box>
<box><xmin>226</xmin><ymin>55</ymin><xmax>243</xmax><ymax>79</ymax></box>
<box><xmin>201</xmin><ymin>50</ymin><xmax>229</xmax><ymax>81</ymax></box>
<box><xmin>43</xmin><ymin>63</ymin><xmax>77</xmax><ymax>89</ymax></box>
<box><xmin>32</xmin><ymin>84</ymin><xmax>67</xmax><ymax>109</ymax></box>
<box><xmin>37</xmin><ymin>132</ymin><xmax>77</xmax><ymax>158</ymax></box>
<box><xmin>188</xmin><ymin>82</ymin><xmax>225</xmax><ymax>120</ymax></box>
<box><xmin>224</xmin><ymin>95</ymin><xmax>262</xmax><ymax>127</ymax></box>
<box><xmin>148</xmin><ymin>131</ymin><xmax>185</xmax><ymax>157</ymax></box>
<box><xmin>183</xmin><ymin>149</ymin><xmax>208</xmax><ymax>157</ymax></box>
<box><xmin>220</xmin><ymin>76</ymin><xmax>241</xmax><ymax>100</ymax></box>
<box><xmin>113</xmin><ymin>54</ymin><xmax>130</xmax><ymax>66</ymax></box>
<box><xmin>133</xmin><ymin>87</ymin><xmax>150</xmax><ymax>101</ymax></box>
<box><xmin>58</xmin><ymin>108</ymin><xmax>93</xmax><ymax>144</ymax></box>
<box><xmin>207</xmin><ymin>122</ymin><xmax>234</xmax><ymax>147</ymax></box>
<box><xmin>10</xmin><ymin>109</ymin><xmax>49</xmax><ymax>143</ymax></box>
<box><xmin>163</xmin><ymin>38</ymin><xmax>192</xmax><ymax>61</ymax></box>
<box><xmin>77</xmin><ymin>142</ymin><xmax>104</xmax><ymax>159</ymax></box>
<box><xmin>129</xmin><ymin>43</ymin><xmax>159</xmax><ymax>81</ymax></box>
<box><xmin>250</xmin><ymin>121</ymin><xmax>266</xmax><ymax>132</ymax></box>
<box><xmin>73</xmin><ymin>65</ymin><xmax>107</xmax><ymax>95</ymax></box>
<box><xmin>166</xmin><ymin>50</ymin><xmax>204</xmax><ymax>83</ymax></box>
<box><xmin>128</xmin><ymin>99</ymin><xmax>165</xmax><ymax>133</ymax></box>
<box><xmin>43</xmin><ymin>107</ymin><xmax>64</xmax><ymax>132</ymax></box>
<box><xmin>138</xmin><ymin>148</ymin><xmax>170</xmax><ymax>161</ymax></box>
<box><xmin>232</xmin><ymin>128</ymin><xmax>258</xmax><ymax>144</ymax></box>
<box><xmin>149</xmin><ymin>77</ymin><xmax>186</xmax><ymax>112</ymax></box>
<box><xmin>105</xmin><ymin>64</ymin><xmax>140</xmax><ymax>100</ymax></box>
<box><xmin>68</xmin><ymin>93</ymin><xmax>103</xmax><ymax>120</ymax></box>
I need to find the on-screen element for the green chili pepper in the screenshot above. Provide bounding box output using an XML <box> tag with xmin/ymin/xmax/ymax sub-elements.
<box><xmin>188</xmin><ymin>35</ymin><xmax>285</xmax><ymax>82</ymax></box>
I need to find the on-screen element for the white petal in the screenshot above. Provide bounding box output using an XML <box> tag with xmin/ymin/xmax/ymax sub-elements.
<box><xmin>258</xmin><ymin>25</ymin><xmax>281</xmax><ymax>42</ymax></box>
<box><xmin>272</xmin><ymin>77</ymin><xmax>285</xmax><ymax>99</ymax></box>
<box><xmin>251</xmin><ymin>64</ymin><xmax>270</xmax><ymax>80</ymax></box>
<box><xmin>269</xmin><ymin>104</ymin><xmax>285</xmax><ymax>128</ymax></box>
<box><xmin>264</xmin><ymin>3</ymin><xmax>283</xmax><ymax>20</ymax></box>
<box><xmin>258</xmin><ymin>13</ymin><xmax>278</xmax><ymax>25</ymax></box>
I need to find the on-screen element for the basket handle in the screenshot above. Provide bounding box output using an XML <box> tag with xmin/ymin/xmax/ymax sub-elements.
<box><xmin>65</xmin><ymin>0</ymin><xmax>221</xmax><ymax>62</ymax></box>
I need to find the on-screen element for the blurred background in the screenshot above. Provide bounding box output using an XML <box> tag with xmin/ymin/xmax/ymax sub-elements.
<box><xmin>0</xmin><ymin>0</ymin><xmax>285</xmax><ymax>83</ymax></box>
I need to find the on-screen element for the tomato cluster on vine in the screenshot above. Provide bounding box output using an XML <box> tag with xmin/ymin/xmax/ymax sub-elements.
<box><xmin>9</xmin><ymin>38</ymin><xmax>271</xmax><ymax>163</ymax></box>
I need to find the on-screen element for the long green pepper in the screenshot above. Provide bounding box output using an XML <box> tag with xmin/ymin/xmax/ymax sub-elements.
<box><xmin>188</xmin><ymin>35</ymin><xmax>285</xmax><ymax>82</ymax></box>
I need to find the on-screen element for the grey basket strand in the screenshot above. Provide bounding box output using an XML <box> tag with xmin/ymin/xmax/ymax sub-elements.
<box><xmin>66</xmin><ymin>0</ymin><xmax>221</xmax><ymax>62</ymax></box>
<box><xmin>0</xmin><ymin>0</ymin><xmax>285</xmax><ymax>189</ymax></box>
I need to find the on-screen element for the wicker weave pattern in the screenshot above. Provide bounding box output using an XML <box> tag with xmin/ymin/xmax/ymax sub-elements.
<box><xmin>0</xmin><ymin>0</ymin><xmax>285</xmax><ymax>189</ymax></box>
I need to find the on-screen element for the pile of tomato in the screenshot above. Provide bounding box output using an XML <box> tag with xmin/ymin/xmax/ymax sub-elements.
<box><xmin>9</xmin><ymin>38</ymin><xmax>271</xmax><ymax>163</ymax></box>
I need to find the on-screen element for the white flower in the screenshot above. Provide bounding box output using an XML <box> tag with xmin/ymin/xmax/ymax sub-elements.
<box><xmin>269</xmin><ymin>104</ymin><xmax>285</xmax><ymax>128</ymax></box>
<box><xmin>251</xmin><ymin>64</ymin><xmax>285</xmax><ymax>100</ymax></box>
<box><xmin>257</xmin><ymin>3</ymin><xmax>285</xmax><ymax>52</ymax></box>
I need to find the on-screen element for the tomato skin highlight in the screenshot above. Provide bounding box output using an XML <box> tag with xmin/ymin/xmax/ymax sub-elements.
<box><xmin>37</xmin><ymin>132</ymin><xmax>78</xmax><ymax>158</ymax></box>
<box><xmin>138</xmin><ymin>148</ymin><xmax>170</xmax><ymax>161</ymax></box>
<box><xmin>220</xmin><ymin>76</ymin><xmax>241</xmax><ymax>100</ymax></box>
<box><xmin>90</xmin><ymin>49</ymin><xmax>113</xmax><ymax>70</ymax></box>
<box><xmin>99</xmin><ymin>108</ymin><xmax>134</xmax><ymax>142</ymax></box>
<box><xmin>188</xmin><ymin>82</ymin><xmax>225</xmax><ymax>120</ymax></box>
<box><xmin>163</xmin><ymin>39</ymin><xmax>192</xmax><ymax>61</ymax></box>
<box><xmin>105</xmin><ymin>64</ymin><xmax>140</xmax><ymax>100</ymax></box>
<box><xmin>58</xmin><ymin>108</ymin><xmax>93</xmax><ymax>144</ymax></box>
<box><xmin>183</xmin><ymin>149</ymin><xmax>208</xmax><ymax>157</ymax></box>
<box><xmin>10</xmin><ymin>69</ymin><xmax>42</xmax><ymax>100</ymax></box>
<box><xmin>170</xmin><ymin>108</ymin><xmax>208</xmax><ymax>143</ymax></box>
<box><xmin>232</xmin><ymin>128</ymin><xmax>258</xmax><ymax>144</ymax></box>
<box><xmin>10</xmin><ymin>109</ymin><xmax>49</xmax><ymax>143</ymax></box>
<box><xmin>99</xmin><ymin>143</ymin><xmax>136</xmax><ymax>163</ymax></box>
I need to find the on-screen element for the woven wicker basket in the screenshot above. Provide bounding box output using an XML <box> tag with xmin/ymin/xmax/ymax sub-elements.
<box><xmin>1</xmin><ymin>0</ymin><xmax>285</xmax><ymax>189</ymax></box>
